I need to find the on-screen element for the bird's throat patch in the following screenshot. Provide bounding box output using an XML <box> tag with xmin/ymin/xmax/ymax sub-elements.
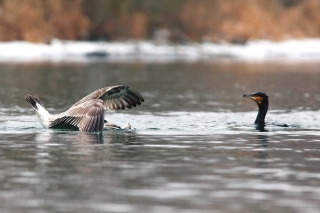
<box><xmin>251</xmin><ymin>96</ymin><xmax>263</xmax><ymax>104</ymax></box>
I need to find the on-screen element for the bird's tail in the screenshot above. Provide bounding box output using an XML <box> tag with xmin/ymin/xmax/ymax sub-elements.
<box><xmin>25</xmin><ymin>94</ymin><xmax>51</xmax><ymax>128</ymax></box>
<box><xmin>25</xmin><ymin>94</ymin><xmax>44</xmax><ymax>110</ymax></box>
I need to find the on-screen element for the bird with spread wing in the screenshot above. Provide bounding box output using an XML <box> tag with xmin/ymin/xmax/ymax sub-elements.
<box><xmin>25</xmin><ymin>85</ymin><xmax>144</xmax><ymax>132</ymax></box>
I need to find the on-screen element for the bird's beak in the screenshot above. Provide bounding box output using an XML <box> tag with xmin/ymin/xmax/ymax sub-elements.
<box><xmin>243</xmin><ymin>94</ymin><xmax>263</xmax><ymax>104</ymax></box>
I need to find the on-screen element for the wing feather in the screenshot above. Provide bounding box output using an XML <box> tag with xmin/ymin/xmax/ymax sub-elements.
<box><xmin>109</xmin><ymin>99</ymin><xmax>117</xmax><ymax>110</ymax></box>
<box><xmin>118</xmin><ymin>98</ymin><xmax>131</xmax><ymax>108</ymax></box>
<box><xmin>127</xmin><ymin>90</ymin><xmax>142</xmax><ymax>104</ymax></box>
<box><xmin>50</xmin><ymin>99</ymin><xmax>105</xmax><ymax>132</ymax></box>
<box><xmin>72</xmin><ymin>85</ymin><xmax>144</xmax><ymax>111</ymax></box>
<box><xmin>120</xmin><ymin>96</ymin><xmax>133</xmax><ymax>108</ymax></box>
<box><xmin>123</xmin><ymin>94</ymin><xmax>137</xmax><ymax>107</ymax></box>
<box><xmin>113</xmin><ymin>98</ymin><xmax>125</xmax><ymax>110</ymax></box>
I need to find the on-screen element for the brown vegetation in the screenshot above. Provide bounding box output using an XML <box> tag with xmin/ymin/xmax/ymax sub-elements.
<box><xmin>180</xmin><ymin>0</ymin><xmax>320</xmax><ymax>42</ymax></box>
<box><xmin>80</xmin><ymin>0</ymin><xmax>185</xmax><ymax>40</ymax></box>
<box><xmin>0</xmin><ymin>0</ymin><xmax>89</xmax><ymax>42</ymax></box>
<box><xmin>0</xmin><ymin>0</ymin><xmax>320</xmax><ymax>43</ymax></box>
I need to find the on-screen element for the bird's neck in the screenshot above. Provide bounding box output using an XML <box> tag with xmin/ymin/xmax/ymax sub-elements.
<box><xmin>255</xmin><ymin>102</ymin><xmax>268</xmax><ymax>126</ymax></box>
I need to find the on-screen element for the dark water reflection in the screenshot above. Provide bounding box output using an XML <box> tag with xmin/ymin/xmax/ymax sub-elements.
<box><xmin>1</xmin><ymin>61</ymin><xmax>320</xmax><ymax>112</ymax></box>
<box><xmin>0</xmin><ymin>61</ymin><xmax>320</xmax><ymax>213</ymax></box>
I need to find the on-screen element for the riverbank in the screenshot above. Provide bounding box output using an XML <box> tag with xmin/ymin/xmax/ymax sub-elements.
<box><xmin>1</xmin><ymin>38</ymin><xmax>320</xmax><ymax>63</ymax></box>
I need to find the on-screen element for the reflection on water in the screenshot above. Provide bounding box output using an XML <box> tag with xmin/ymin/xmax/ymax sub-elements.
<box><xmin>0</xmin><ymin>61</ymin><xmax>320</xmax><ymax>213</ymax></box>
<box><xmin>255</xmin><ymin>134</ymin><xmax>269</xmax><ymax>168</ymax></box>
<box><xmin>1</xmin><ymin>132</ymin><xmax>319</xmax><ymax>213</ymax></box>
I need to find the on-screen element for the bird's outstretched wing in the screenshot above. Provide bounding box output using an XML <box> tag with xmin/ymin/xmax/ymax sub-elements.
<box><xmin>72</xmin><ymin>85</ymin><xmax>144</xmax><ymax>110</ymax></box>
<box><xmin>50</xmin><ymin>99</ymin><xmax>105</xmax><ymax>132</ymax></box>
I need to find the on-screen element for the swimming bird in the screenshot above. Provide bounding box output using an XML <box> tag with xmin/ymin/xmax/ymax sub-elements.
<box><xmin>243</xmin><ymin>92</ymin><xmax>288</xmax><ymax>129</ymax></box>
<box><xmin>25</xmin><ymin>85</ymin><xmax>144</xmax><ymax>132</ymax></box>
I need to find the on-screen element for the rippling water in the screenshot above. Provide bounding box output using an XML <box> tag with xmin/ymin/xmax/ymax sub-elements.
<box><xmin>0</xmin><ymin>61</ymin><xmax>320</xmax><ymax>213</ymax></box>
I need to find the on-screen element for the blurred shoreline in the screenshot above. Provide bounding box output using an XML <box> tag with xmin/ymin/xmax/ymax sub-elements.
<box><xmin>1</xmin><ymin>38</ymin><xmax>320</xmax><ymax>63</ymax></box>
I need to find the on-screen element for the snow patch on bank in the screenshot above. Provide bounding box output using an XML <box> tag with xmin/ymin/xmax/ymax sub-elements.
<box><xmin>1</xmin><ymin>39</ymin><xmax>320</xmax><ymax>62</ymax></box>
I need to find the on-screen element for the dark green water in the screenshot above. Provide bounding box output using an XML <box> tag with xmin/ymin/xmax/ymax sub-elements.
<box><xmin>0</xmin><ymin>61</ymin><xmax>320</xmax><ymax>213</ymax></box>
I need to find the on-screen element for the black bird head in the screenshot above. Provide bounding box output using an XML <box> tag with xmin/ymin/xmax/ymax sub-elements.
<box><xmin>243</xmin><ymin>92</ymin><xmax>268</xmax><ymax>106</ymax></box>
<box><xmin>243</xmin><ymin>92</ymin><xmax>269</xmax><ymax>127</ymax></box>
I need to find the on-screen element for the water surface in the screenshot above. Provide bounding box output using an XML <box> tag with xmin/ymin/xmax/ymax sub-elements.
<box><xmin>0</xmin><ymin>61</ymin><xmax>320</xmax><ymax>213</ymax></box>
